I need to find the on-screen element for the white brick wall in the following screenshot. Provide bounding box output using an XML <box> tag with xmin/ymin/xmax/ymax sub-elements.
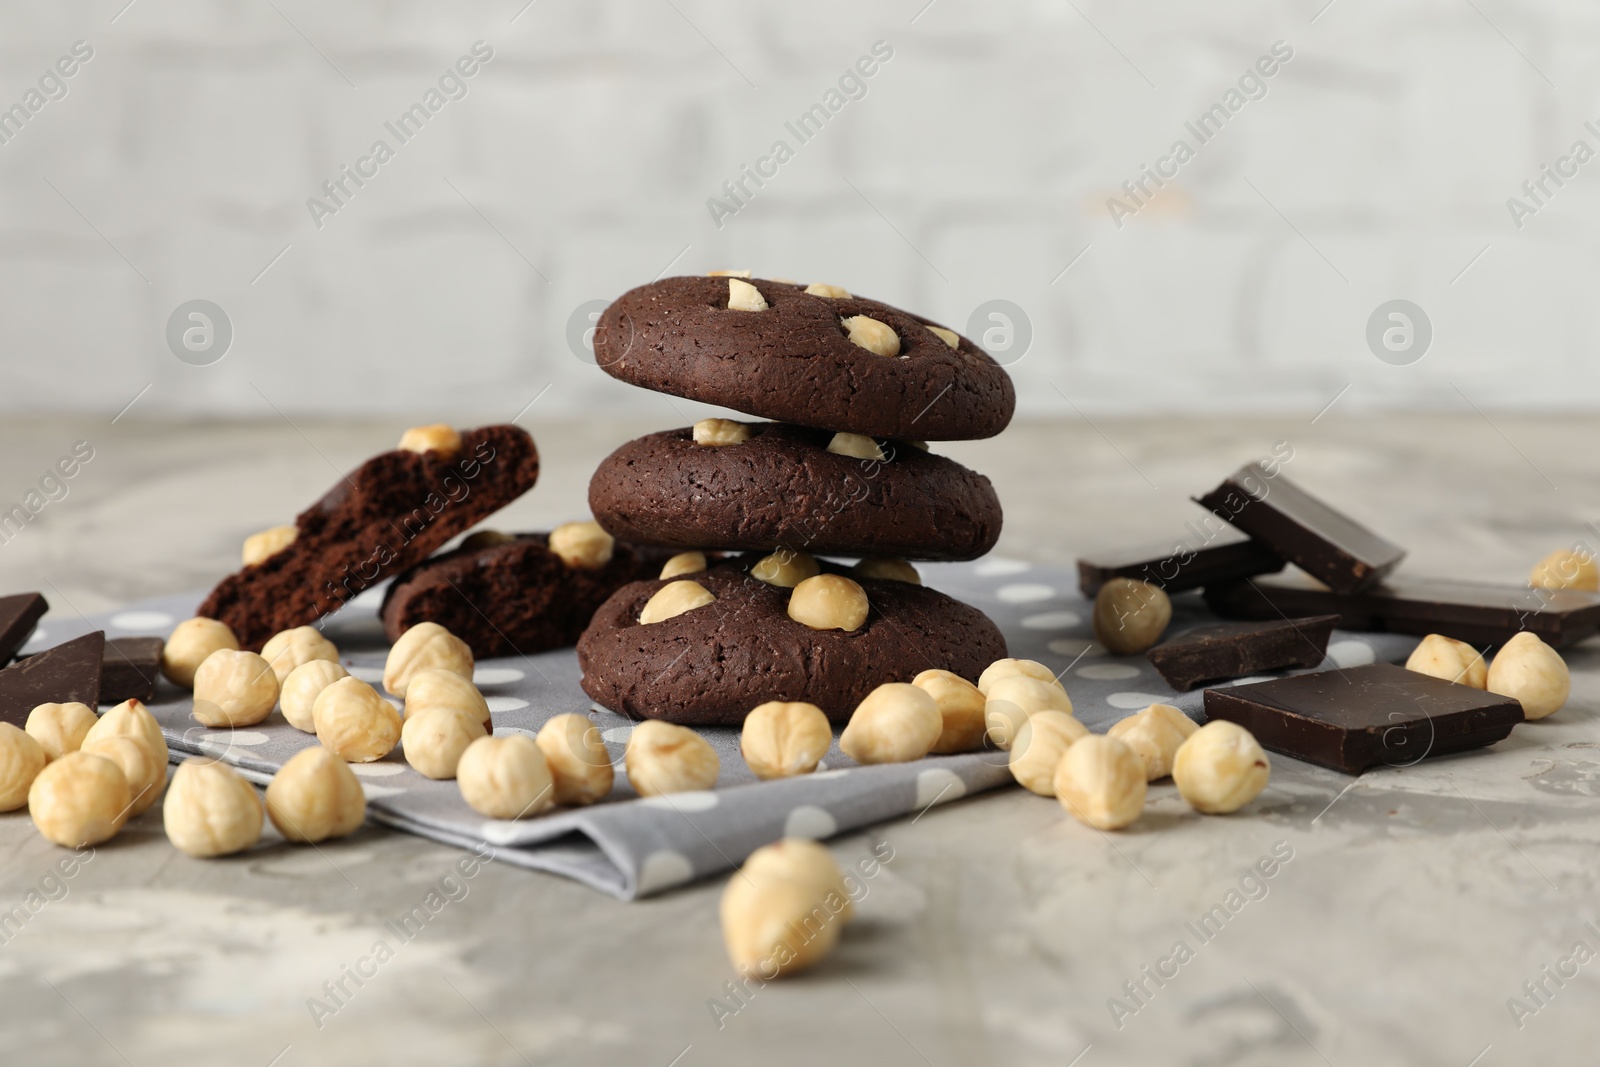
<box><xmin>0</xmin><ymin>0</ymin><xmax>1594</xmax><ymax>418</ymax></box>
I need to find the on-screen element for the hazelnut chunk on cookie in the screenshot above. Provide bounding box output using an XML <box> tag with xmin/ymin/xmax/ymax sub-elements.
<box><xmin>727</xmin><ymin>278</ymin><xmax>768</xmax><ymax>312</ymax></box>
<box><xmin>841</xmin><ymin>315</ymin><xmax>900</xmax><ymax>357</ymax></box>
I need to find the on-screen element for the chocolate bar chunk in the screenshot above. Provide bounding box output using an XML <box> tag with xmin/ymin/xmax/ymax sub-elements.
<box><xmin>1146</xmin><ymin>615</ymin><xmax>1339</xmax><ymax>691</ymax></box>
<box><xmin>0</xmin><ymin>631</ymin><xmax>104</xmax><ymax>727</ymax></box>
<box><xmin>1205</xmin><ymin>575</ymin><xmax>1600</xmax><ymax>649</ymax></box>
<box><xmin>1203</xmin><ymin>662</ymin><xmax>1523</xmax><ymax>775</ymax></box>
<box><xmin>0</xmin><ymin>593</ymin><xmax>47</xmax><ymax>663</ymax></box>
<box><xmin>1076</xmin><ymin>530</ymin><xmax>1284</xmax><ymax>597</ymax></box>
<box><xmin>1194</xmin><ymin>464</ymin><xmax>1405</xmax><ymax>593</ymax></box>
<box><xmin>102</xmin><ymin>637</ymin><xmax>164</xmax><ymax>705</ymax></box>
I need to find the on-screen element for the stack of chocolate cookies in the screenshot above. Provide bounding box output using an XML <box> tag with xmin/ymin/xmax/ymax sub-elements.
<box><xmin>576</xmin><ymin>274</ymin><xmax>1016</xmax><ymax>725</ymax></box>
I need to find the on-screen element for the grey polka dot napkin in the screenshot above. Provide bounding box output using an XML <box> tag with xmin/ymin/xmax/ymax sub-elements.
<box><xmin>32</xmin><ymin>561</ymin><xmax>1420</xmax><ymax>899</ymax></box>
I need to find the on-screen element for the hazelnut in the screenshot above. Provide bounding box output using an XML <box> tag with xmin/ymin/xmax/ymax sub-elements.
<box><xmin>265</xmin><ymin>746</ymin><xmax>366</xmax><ymax>843</ymax></box>
<box><xmin>460</xmin><ymin>529</ymin><xmax>515</xmax><ymax>551</ymax></box>
<box><xmin>1486</xmin><ymin>632</ymin><xmax>1570</xmax><ymax>720</ymax></box>
<box><xmin>1054</xmin><ymin>735</ymin><xmax>1146</xmax><ymax>830</ymax></box>
<box><xmin>693</xmin><ymin>419</ymin><xmax>752</xmax><ymax>447</ymax></box>
<box><xmin>804</xmin><ymin>283</ymin><xmax>851</xmax><ymax>298</ymax></box>
<box><xmin>721</xmin><ymin>839</ymin><xmax>853</xmax><ymax>977</ymax></box>
<box><xmin>1092</xmin><ymin>578</ymin><xmax>1172</xmax><ymax>654</ymax></box>
<box><xmin>84</xmin><ymin>699</ymin><xmax>169</xmax><ymax>767</ymax></box>
<box><xmin>1530</xmin><ymin>548</ymin><xmax>1600</xmax><ymax>591</ymax></box>
<box><xmin>841</xmin><ymin>315</ymin><xmax>900</xmax><ymax>357</ymax></box>
<box><xmin>741</xmin><ymin>702</ymin><xmax>832</xmax><ymax>780</ymax></box>
<box><xmin>260</xmin><ymin>625</ymin><xmax>340</xmax><ymax>684</ymax></box>
<box><xmin>708</xmin><ymin>269</ymin><xmax>752</xmax><ymax>277</ymax></box>
<box><xmin>1107</xmin><ymin>703</ymin><xmax>1198</xmax><ymax>781</ymax></box>
<box><xmin>82</xmin><ymin>735</ymin><xmax>166</xmax><ymax>817</ymax></box>
<box><xmin>403</xmin><ymin>667</ymin><xmax>491</xmax><ymax>727</ymax></box>
<box><xmin>727</xmin><ymin>278</ymin><xmax>769</xmax><ymax>311</ymax></box>
<box><xmin>852</xmin><ymin>558</ymin><xmax>920</xmax><ymax>585</ymax></box>
<box><xmin>660</xmin><ymin>551</ymin><xmax>708</xmax><ymax>579</ymax></box>
<box><xmin>1009</xmin><ymin>710</ymin><xmax>1088</xmax><ymax>796</ymax></box>
<box><xmin>787</xmin><ymin>574</ymin><xmax>869</xmax><ymax>632</ymax></box>
<box><xmin>163</xmin><ymin>757</ymin><xmax>263</xmax><ymax>857</ymax></box>
<box><xmin>535</xmin><ymin>713</ymin><xmax>615</xmax><ymax>805</ymax></box>
<box><xmin>242</xmin><ymin>524</ymin><xmax>298</xmax><ymax>566</ymax></box>
<box><xmin>383</xmin><ymin>622</ymin><xmax>474</xmax><ymax>698</ymax></box>
<box><xmin>398</xmin><ymin>423</ymin><xmax>462</xmax><ymax>456</ymax></box>
<box><xmin>978</xmin><ymin>658</ymin><xmax>1067</xmax><ymax>698</ymax></box>
<box><xmin>984</xmin><ymin>675</ymin><xmax>1073</xmax><ymax>750</ymax></box>
<box><xmin>1173</xmin><ymin>721</ymin><xmax>1270</xmax><ymax>814</ymax></box>
<box><xmin>927</xmin><ymin>325</ymin><xmax>960</xmax><ymax>349</ymax></box>
<box><xmin>401</xmin><ymin>706</ymin><xmax>488</xmax><ymax>780</ymax></box>
<box><xmin>751</xmin><ymin>549</ymin><xmax>819</xmax><ymax>588</ymax></box>
<box><xmin>313</xmin><ymin>676</ymin><xmax>403</xmax><ymax>763</ymax></box>
<box><xmin>457</xmin><ymin>735</ymin><xmax>555</xmax><ymax>819</ymax></box>
<box><xmin>839</xmin><ymin>683</ymin><xmax>941</xmax><ymax>765</ymax></box>
<box><xmin>549</xmin><ymin>520</ymin><xmax>615</xmax><ymax>569</ymax></box>
<box><xmin>638</xmin><ymin>580</ymin><xmax>717</xmax><ymax>624</ymax></box>
<box><xmin>1405</xmin><ymin>634</ymin><xmax>1487</xmax><ymax>689</ymax></box>
<box><xmin>0</xmin><ymin>723</ymin><xmax>47</xmax><ymax>811</ymax></box>
<box><xmin>913</xmin><ymin>669</ymin><xmax>988</xmax><ymax>754</ymax></box>
<box><xmin>161</xmin><ymin>617</ymin><xmax>240</xmax><ymax>688</ymax></box>
<box><xmin>192</xmin><ymin>649</ymin><xmax>280</xmax><ymax>728</ymax></box>
<box><xmin>280</xmin><ymin>660</ymin><xmax>350</xmax><ymax>733</ymax></box>
<box><xmin>29</xmin><ymin>751</ymin><xmax>130</xmax><ymax>847</ymax></box>
<box><xmin>826</xmin><ymin>432</ymin><xmax>885</xmax><ymax>461</ymax></box>
<box><xmin>625</xmin><ymin>720</ymin><xmax>720</xmax><ymax>796</ymax></box>
<box><xmin>25</xmin><ymin>702</ymin><xmax>97</xmax><ymax>761</ymax></box>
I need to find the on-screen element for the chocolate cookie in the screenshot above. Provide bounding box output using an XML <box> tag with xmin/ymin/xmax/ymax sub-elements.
<box><xmin>577</xmin><ymin>560</ymin><xmax>1008</xmax><ymax>725</ymax></box>
<box><xmin>381</xmin><ymin>534</ymin><xmax>676</xmax><ymax>658</ymax></box>
<box><xmin>198</xmin><ymin>425</ymin><xmax>540</xmax><ymax>650</ymax></box>
<box><xmin>593</xmin><ymin>276</ymin><xmax>1015</xmax><ymax>441</ymax></box>
<box><xmin>588</xmin><ymin>423</ymin><xmax>1002</xmax><ymax>561</ymax></box>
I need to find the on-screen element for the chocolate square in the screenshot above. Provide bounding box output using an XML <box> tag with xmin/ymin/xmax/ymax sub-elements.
<box><xmin>1146</xmin><ymin>615</ymin><xmax>1339</xmax><ymax>691</ymax></box>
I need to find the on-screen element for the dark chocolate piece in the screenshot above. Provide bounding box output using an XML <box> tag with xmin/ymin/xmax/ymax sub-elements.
<box><xmin>1146</xmin><ymin>615</ymin><xmax>1339</xmax><ymax>691</ymax></box>
<box><xmin>0</xmin><ymin>631</ymin><xmax>104</xmax><ymax>727</ymax></box>
<box><xmin>1194</xmin><ymin>464</ymin><xmax>1405</xmax><ymax>593</ymax></box>
<box><xmin>1202</xmin><ymin>662</ymin><xmax>1523</xmax><ymax>775</ymax></box>
<box><xmin>101</xmin><ymin>637</ymin><xmax>164</xmax><ymax>705</ymax></box>
<box><xmin>1204</xmin><ymin>575</ymin><xmax>1600</xmax><ymax>649</ymax></box>
<box><xmin>0</xmin><ymin>593</ymin><xmax>48</xmax><ymax>663</ymax></box>
<box><xmin>1076</xmin><ymin>530</ymin><xmax>1283</xmax><ymax>597</ymax></box>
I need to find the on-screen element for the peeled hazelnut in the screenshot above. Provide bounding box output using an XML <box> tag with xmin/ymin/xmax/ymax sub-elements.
<box><xmin>913</xmin><ymin>669</ymin><xmax>988</xmax><ymax>754</ymax></box>
<box><xmin>82</xmin><ymin>735</ymin><xmax>165</xmax><ymax>817</ymax></box>
<box><xmin>1530</xmin><ymin>548</ymin><xmax>1600</xmax><ymax>591</ymax></box>
<box><xmin>1487</xmin><ymin>632</ymin><xmax>1570</xmax><ymax>720</ymax></box>
<box><xmin>161</xmin><ymin>617</ymin><xmax>240</xmax><ymax>688</ymax></box>
<box><xmin>927</xmin><ymin>325</ymin><xmax>960</xmax><ymax>348</ymax></box>
<box><xmin>741</xmin><ymin>702</ymin><xmax>832</xmax><ymax>780</ymax></box>
<box><xmin>383</xmin><ymin>622</ymin><xmax>474</xmax><ymax>698</ymax></box>
<box><xmin>978</xmin><ymin>658</ymin><xmax>1067</xmax><ymax>698</ymax></box>
<box><xmin>403</xmin><ymin>667</ymin><xmax>491</xmax><ymax>728</ymax></box>
<box><xmin>260</xmin><ymin>625</ymin><xmax>340</xmax><ymax>685</ymax></box>
<box><xmin>984</xmin><ymin>675</ymin><xmax>1073</xmax><ymax>750</ymax></box>
<box><xmin>1405</xmin><ymin>634</ymin><xmax>1487</xmax><ymax>689</ymax></box>
<box><xmin>727</xmin><ymin>278</ymin><xmax>769</xmax><ymax>311</ymax></box>
<box><xmin>660</xmin><ymin>551</ymin><xmax>708</xmax><ymax>579</ymax></box>
<box><xmin>550</xmin><ymin>520</ymin><xmax>615</xmax><ymax>569</ymax></box>
<box><xmin>84</xmin><ymin>699</ymin><xmax>169</xmax><ymax>767</ymax></box>
<box><xmin>192</xmin><ymin>649</ymin><xmax>280</xmax><ymax>728</ymax></box>
<box><xmin>25</xmin><ymin>702</ymin><xmax>97</xmax><ymax>761</ymax></box>
<box><xmin>787</xmin><ymin>574</ymin><xmax>869</xmax><ymax>632</ymax></box>
<box><xmin>804</xmin><ymin>283</ymin><xmax>851</xmax><ymax>298</ymax></box>
<box><xmin>841</xmin><ymin>315</ymin><xmax>900</xmax><ymax>357</ymax></box>
<box><xmin>313</xmin><ymin>677</ymin><xmax>403</xmax><ymax>763</ymax></box>
<box><xmin>461</xmin><ymin>529</ymin><xmax>515</xmax><ymax>551</ymax></box>
<box><xmin>639</xmin><ymin>580</ymin><xmax>717</xmax><ymax>624</ymax></box>
<box><xmin>708</xmin><ymin>269</ymin><xmax>752</xmax><ymax>278</ymax></box>
<box><xmin>280</xmin><ymin>660</ymin><xmax>350</xmax><ymax>733</ymax></box>
<box><xmin>1107</xmin><ymin>704</ymin><xmax>1198</xmax><ymax>781</ymax></box>
<box><xmin>398</xmin><ymin>423</ymin><xmax>462</xmax><ymax>456</ymax></box>
<box><xmin>693</xmin><ymin>419</ymin><xmax>752</xmax><ymax>447</ymax></box>
<box><xmin>1054</xmin><ymin>735</ymin><xmax>1146</xmax><ymax>830</ymax></box>
<box><xmin>265</xmin><ymin>746</ymin><xmax>366</xmax><ymax>843</ymax></box>
<box><xmin>535</xmin><ymin>713</ymin><xmax>614</xmax><ymax>805</ymax></box>
<box><xmin>401</xmin><ymin>706</ymin><xmax>488</xmax><ymax>780</ymax></box>
<box><xmin>721</xmin><ymin>839</ymin><xmax>853</xmax><ymax>978</ymax></box>
<box><xmin>242</xmin><ymin>525</ymin><xmax>298</xmax><ymax>566</ymax></box>
<box><xmin>0</xmin><ymin>723</ymin><xmax>47</xmax><ymax>811</ymax></box>
<box><xmin>625</xmin><ymin>720</ymin><xmax>720</xmax><ymax>796</ymax></box>
<box><xmin>1092</xmin><ymin>578</ymin><xmax>1172</xmax><ymax>654</ymax></box>
<box><xmin>1173</xmin><ymin>721</ymin><xmax>1269</xmax><ymax>814</ymax></box>
<box><xmin>852</xmin><ymin>558</ymin><xmax>920</xmax><ymax>584</ymax></box>
<box><xmin>30</xmin><ymin>751</ymin><xmax>130</xmax><ymax>846</ymax></box>
<box><xmin>163</xmin><ymin>757</ymin><xmax>263</xmax><ymax>857</ymax></box>
<box><xmin>751</xmin><ymin>549</ymin><xmax>820</xmax><ymax>588</ymax></box>
<box><xmin>826</xmin><ymin>432</ymin><xmax>885</xmax><ymax>461</ymax></box>
<box><xmin>839</xmin><ymin>683</ymin><xmax>941</xmax><ymax>765</ymax></box>
<box><xmin>457</xmin><ymin>735</ymin><xmax>555</xmax><ymax>819</ymax></box>
<box><xmin>1009</xmin><ymin>710</ymin><xmax>1088</xmax><ymax>796</ymax></box>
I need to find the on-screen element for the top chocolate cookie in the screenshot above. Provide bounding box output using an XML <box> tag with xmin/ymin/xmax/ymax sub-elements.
<box><xmin>593</xmin><ymin>276</ymin><xmax>1016</xmax><ymax>440</ymax></box>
